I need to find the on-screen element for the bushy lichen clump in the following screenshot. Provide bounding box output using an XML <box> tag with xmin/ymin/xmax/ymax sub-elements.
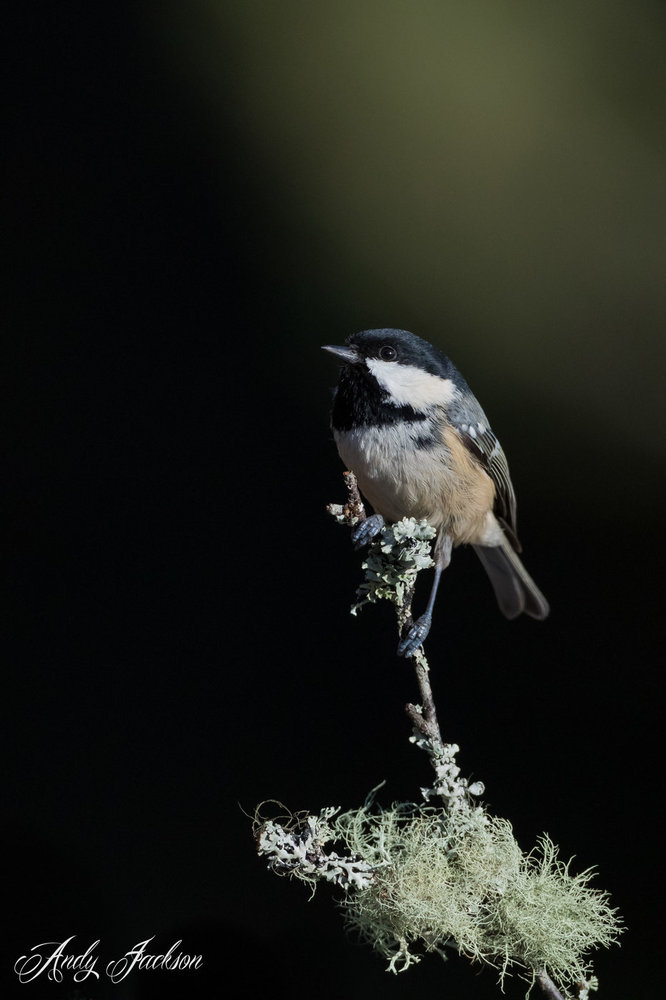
<box><xmin>330</xmin><ymin>803</ymin><xmax>620</xmax><ymax>993</ymax></box>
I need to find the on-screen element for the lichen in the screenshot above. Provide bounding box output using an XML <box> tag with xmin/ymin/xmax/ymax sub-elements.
<box><xmin>254</xmin><ymin>804</ymin><xmax>376</xmax><ymax>894</ymax></box>
<box><xmin>351</xmin><ymin>517</ymin><xmax>435</xmax><ymax>614</ymax></box>
<box><xmin>330</xmin><ymin>802</ymin><xmax>620</xmax><ymax>994</ymax></box>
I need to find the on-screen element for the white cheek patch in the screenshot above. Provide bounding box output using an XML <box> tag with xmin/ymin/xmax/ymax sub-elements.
<box><xmin>366</xmin><ymin>358</ymin><xmax>458</xmax><ymax>409</ymax></box>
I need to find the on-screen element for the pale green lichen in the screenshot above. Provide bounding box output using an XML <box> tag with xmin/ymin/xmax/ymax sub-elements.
<box><xmin>329</xmin><ymin>802</ymin><xmax>620</xmax><ymax>995</ymax></box>
<box><xmin>253</xmin><ymin>804</ymin><xmax>377</xmax><ymax>893</ymax></box>
<box><xmin>351</xmin><ymin>518</ymin><xmax>435</xmax><ymax>615</ymax></box>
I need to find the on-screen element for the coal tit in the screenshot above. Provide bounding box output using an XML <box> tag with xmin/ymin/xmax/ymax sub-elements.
<box><xmin>323</xmin><ymin>328</ymin><xmax>549</xmax><ymax>657</ymax></box>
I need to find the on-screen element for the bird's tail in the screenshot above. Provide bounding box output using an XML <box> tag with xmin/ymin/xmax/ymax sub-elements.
<box><xmin>473</xmin><ymin>538</ymin><xmax>549</xmax><ymax>621</ymax></box>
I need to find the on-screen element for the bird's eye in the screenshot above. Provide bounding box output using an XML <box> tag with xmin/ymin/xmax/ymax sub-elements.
<box><xmin>378</xmin><ymin>345</ymin><xmax>397</xmax><ymax>362</ymax></box>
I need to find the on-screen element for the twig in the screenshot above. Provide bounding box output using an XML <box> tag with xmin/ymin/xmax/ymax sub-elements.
<box><xmin>536</xmin><ymin>970</ymin><xmax>566</xmax><ymax>1000</ymax></box>
<box><xmin>329</xmin><ymin>472</ymin><xmax>579</xmax><ymax>1000</ymax></box>
<box><xmin>255</xmin><ymin>473</ymin><xmax>620</xmax><ymax>1000</ymax></box>
<box><xmin>330</xmin><ymin>474</ymin><xmax>483</xmax><ymax>812</ymax></box>
<box><xmin>326</xmin><ymin>469</ymin><xmax>367</xmax><ymax>525</ymax></box>
<box><xmin>405</xmin><ymin>654</ymin><xmax>441</xmax><ymax>745</ymax></box>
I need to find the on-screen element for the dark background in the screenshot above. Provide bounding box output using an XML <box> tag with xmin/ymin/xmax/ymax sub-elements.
<box><xmin>5</xmin><ymin>2</ymin><xmax>664</xmax><ymax>998</ymax></box>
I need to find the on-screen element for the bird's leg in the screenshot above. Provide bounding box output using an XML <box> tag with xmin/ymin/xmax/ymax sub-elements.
<box><xmin>397</xmin><ymin>533</ymin><xmax>452</xmax><ymax>658</ymax></box>
<box><xmin>351</xmin><ymin>513</ymin><xmax>385</xmax><ymax>550</ymax></box>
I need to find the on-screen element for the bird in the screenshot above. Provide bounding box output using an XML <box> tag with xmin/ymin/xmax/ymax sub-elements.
<box><xmin>322</xmin><ymin>328</ymin><xmax>549</xmax><ymax>657</ymax></box>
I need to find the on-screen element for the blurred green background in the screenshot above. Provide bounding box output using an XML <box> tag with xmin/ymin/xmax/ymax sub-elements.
<box><xmin>5</xmin><ymin>3</ymin><xmax>665</xmax><ymax>999</ymax></box>
<box><xmin>156</xmin><ymin>0</ymin><xmax>665</xmax><ymax>466</ymax></box>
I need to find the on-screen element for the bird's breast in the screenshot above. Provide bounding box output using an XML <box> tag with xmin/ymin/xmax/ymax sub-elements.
<box><xmin>333</xmin><ymin>420</ymin><xmax>499</xmax><ymax>545</ymax></box>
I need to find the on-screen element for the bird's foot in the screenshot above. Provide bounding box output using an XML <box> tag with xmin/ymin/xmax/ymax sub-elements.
<box><xmin>351</xmin><ymin>513</ymin><xmax>385</xmax><ymax>550</ymax></box>
<box><xmin>397</xmin><ymin>613</ymin><xmax>432</xmax><ymax>658</ymax></box>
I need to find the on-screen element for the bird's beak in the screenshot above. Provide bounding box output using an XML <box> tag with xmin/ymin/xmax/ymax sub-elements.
<box><xmin>321</xmin><ymin>344</ymin><xmax>360</xmax><ymax>364</ymax></box>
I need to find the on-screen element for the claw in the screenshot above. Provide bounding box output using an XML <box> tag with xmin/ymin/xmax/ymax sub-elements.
<box><xmin>351</xmin><ymin>513</ymin><xmax>385</xmax><ymax>550</ymax></box>
<box><xmin>397</xmin><ymin>613</ymin><xmax>433</xmax><ymax>658</ymax></box>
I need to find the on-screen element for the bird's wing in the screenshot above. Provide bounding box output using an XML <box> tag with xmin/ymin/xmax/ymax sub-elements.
<box><xmin>449</xmin><ymin>412</ymin><xmax>520</xmax><ymax>550</ymax></box>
